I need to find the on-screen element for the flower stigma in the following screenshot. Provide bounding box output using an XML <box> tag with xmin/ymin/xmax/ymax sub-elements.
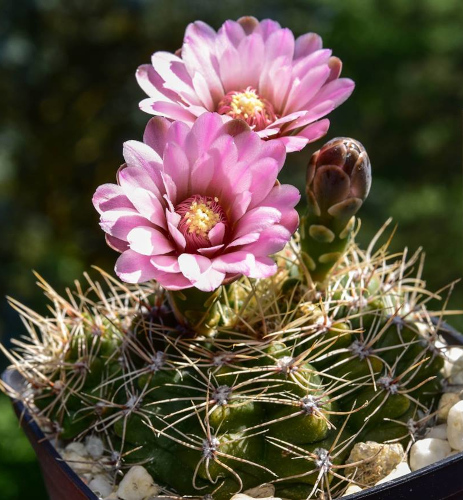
<box><xmin>217</xmin><ymin>87</ymin><xmax>277</xmax><ymax>130</ymax></box>
<box><xmin>176</xmin><ymin>195</ymin><xmax>228</xmax><ymax>251</ymax></box>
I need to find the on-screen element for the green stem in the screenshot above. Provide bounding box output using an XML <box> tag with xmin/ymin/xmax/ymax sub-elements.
<box><xmin>300</xmin><ymin>212</ymin><xmax>356</xmax><ymax>284</ymax></box>
<box><xmin>167</xmin><ymin>287</ymin><xmax>222</xmax><ymax>337</ymax></box>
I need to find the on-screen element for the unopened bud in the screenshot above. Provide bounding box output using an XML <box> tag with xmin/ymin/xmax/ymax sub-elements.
<box><xmin>306</xmin><ymin>137</ymin><xmax>371</xmax><ymax>220</ymax></box>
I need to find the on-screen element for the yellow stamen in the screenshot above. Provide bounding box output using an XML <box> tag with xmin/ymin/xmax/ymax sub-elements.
<box><xmin>230</xmin><ymin>89</ymin><xmax>265</xmax><ymax>119</ymax></box>
<box><xmin>184</xmin><ymin>200</ymin><xmax>221</xmax><ymax>237</ymax></box>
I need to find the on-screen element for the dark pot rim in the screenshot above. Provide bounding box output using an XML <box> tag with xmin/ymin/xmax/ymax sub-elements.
<box><xmin>3</xmin><ymin>319</ymin><xmax>463</xmax><ymax>500</ymax></box>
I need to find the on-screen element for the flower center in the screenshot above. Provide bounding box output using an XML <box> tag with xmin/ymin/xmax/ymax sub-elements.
<box><xmin>175</xmin><ymin>195</ymin><xmax>228</xmax><ymax>252</ymax></box>
<box><xmin>217</xmin><ymin>86</ymin><xmax>277</xmax><ymax>131</ymax></box>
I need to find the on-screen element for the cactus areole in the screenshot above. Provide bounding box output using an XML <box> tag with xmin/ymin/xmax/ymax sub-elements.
<box><xmin>1</xmin><ymin>15</ymin><xmax>460</xmax><ymax>500</ymax></box>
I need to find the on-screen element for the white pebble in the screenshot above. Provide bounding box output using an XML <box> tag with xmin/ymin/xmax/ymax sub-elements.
<box><xmin>85</xmin><ymin>435</ymin><xmax>105</xmax><ymax>459</ymax></box>
<box><xmin>342</xmin><ymin>484</ymin><xmax>362</xmax><ymax>496</ymax></box>
<box><xmin>437</xmin><ymin>393</ymin><xmax>460</xmax><ymax>422</ymax></box>
<box><xmin>443</xmin><ymin>347</ymin><xmax>463</xmax><ymax>382</ymax></box>
<box><xmin>62</xmin><ymin>442</ymin><xmax>92</xmax><ymax>474</ymax></box>
<box><xmin>65</xmin><ymin>442</ymin><xmax>88</xmax><ymax>456</ymax></box>
<box><xmin>243</xmin><ymin>484</ymin><xmax>276</xmax><ymax>498</ymax></box>
<box><xmin>230</xmin><ymin>495</ymin><xmax>280</xmax><ymax>500</ymax></box>
<box><xmin>426</xmin><ymin>423</ymin><xmax>448</xmax><ymax>440</ymax></box>
<box><xmin>88</xmin><ymin>474</ymin><xmax>113</xmax><ymax>498</ymax></box>
<box><xmin>117</xmin><ymin>466</ymin><xmax>160</xmax><ymax>500</ymax></box>
<box><xmin>409</xmin><ymin>438</ymin><xmax>451</xmax><ymax>470</ymax></box>
<box><xmin>375</xmin><ymin>462</ymin><xmax>411</xmax><ymax>484</ymax></box>
<box><xmin>447</xmin><ymin>400</ymin><xmax>463</xmax><ymax>451</ymax></box>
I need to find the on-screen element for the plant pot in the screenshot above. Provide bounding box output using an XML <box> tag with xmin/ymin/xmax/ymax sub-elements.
<box><xmin>4</xmin><ymin>321</ymin><xmax>463</xmax><ymax>500</ymax></box>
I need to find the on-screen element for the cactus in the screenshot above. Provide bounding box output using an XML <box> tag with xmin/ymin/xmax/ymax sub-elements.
<box><xmin>1</xmin><ymin>215</ymin><xmax>452</xmax><ymax>499</ymax></box>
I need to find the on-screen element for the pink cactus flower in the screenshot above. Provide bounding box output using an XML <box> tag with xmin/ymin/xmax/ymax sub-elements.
<box><xmin>136</xmin><ymin>17</ymin><xmax>354</xmax><ymax>153</ymax></box>
<box><xmin>93</xmin><ymin>113</ymin><xmax>300</xmax><ymax>291</ymax></box>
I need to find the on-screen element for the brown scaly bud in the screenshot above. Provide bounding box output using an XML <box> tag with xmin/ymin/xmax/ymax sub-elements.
<box><xmin>301</xmin><ymin>138</ymin><xmax>371</xmax><ymax>284</ymax></box>
<box><xmin>306</xmin><ymin>137</ymin><xmax>371</xmax><ymax>221</ymax></box>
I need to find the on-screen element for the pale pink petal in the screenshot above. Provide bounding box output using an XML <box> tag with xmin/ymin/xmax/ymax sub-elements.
<box><xmin>135</xmin><ymin>64</ymin><xmax>181</xmax><ymax>103</ymax></box>
<box><xmin>284</xmin><ymin>103</ymin><xmax>335</xmax><ymax>132</ymax></box>
<box><xmin>256</xmin><ymin>128</ymin><xmax>279</xmax><ymax>138</ymax></box>
<box><xmin>190</xmin><ymin>153</ymin><xmax>215</xmax><ymax>194</ymax></box>
<box><xmin>93</xmin><ymin>184</ymin><xmax>134</xmax><ymax>215</ymax></box>
<box><xmin>277</xmin><ymin>119</ymin><xmax>330</xmax><ymax>153</ymax></box>
<box><xmin>197</xmin><ymin>244</ymin><xmax>224</xmax><ymax>257</ymax></box>
<box><xmin>117</xmin><ymin>167</ymin><xmax>165</xmax><ymax>225</ymax></box>
<box><xmin>178</xmin><ymin>253</ymin><xmax>212</xmax><ymax>282</ymax></box>
<box><xmin>246</xmin><ymin>225</ymin><xmax>293</xmax><ymax>256</ymax></box>
<box><xmin>192</xmin><ymin>72</ymin><xmax>215</xmax><ymax>110</ymax></box>
<box><xmin>249</xmin><ymin>256</ymin><xmax>277</xmax><ymax>278</ymax></box>
<box><xmin>123</xmin><ymin>140</ymin><xmax>163</xmax><ymax>168</ymax></box>
<box><xmin>259</xmin><ymin>184</ymin><xmax>301</xmax><ymax>233</ymax></box>
<box><xmin>127</xmin><ymin>226</ymin><xmax>174</xmax><ymax>256</ymax></box>
<box><xmin>285</xmin><ymin>65</ymin><xmax>331</xmax><ymax>114</ymax></box>
<box><xmin>306</xmin><ymin>78</ymin><xmax>355</xmax><ymax>109</ymax></box>
<box><xmin>168</xmin><ymin>222</ymin><xmax>186</xmax><ymax>250</ymax></box>
<box><xmin>161</xmin><ymin>172</ymin><xmax>178</xmax><ymax>205</ymax></box>
<box><xmin>291</xmin><ymin>49</ymin><xmax>332</xmax><ymax>80</ymax></box>
<box><xmin>193</xmin><ymin>268</ymin><xmax>226</xmax><ymax>292</ymax></box>
<box><xmin>212</xmin><ymin>251</ymin><xmax>255</xmax><ymax>274</ymax></box>
<box><xmin>186</xmin><ymin>112</ymin><xmax>226</xmax><ymax>162</ymax></box>
<box><xmin>143</xmin><ymin>117</ymin><xmax>172</xmax><ymax>157</ymax></box>
<box><xmin>226</xmin><ymin>232</ymin><xmax>260</xmax><ymax>249</ymax></box>
<box><xmin>208</xmin><ymin>222</ymin><xmax>225</xmax><ymax>246</ymax></box>
<box><xmin>276</xmin><ymin>136</ymin><xmax>309</xmax><ymax>153</ymax></box>
<box><xmin>182</xmin><ymin>21</ymin><xmax>224</xmax><ymax>103</ymax></box>
<box><xmin>268</xmin><ymin>110</ymin><xmax>308</xmax><ymax>129</ymax></box>
<box><xmin>259</xmin><ymin>19</ymin><xmax>282</xmax><ymax>41</ymax></box>
<box><xmin>150</xmin><ymin>255</ymin><xmax>181</xmax><ymax>273</ymax></box>
<box><xmin>105</xmin><ymin>234</ymin><xmax>129</xmax><ymax>253</ymax></box>
<box><xmin>100</xmin><ymin>209</ymin><xmax>150</xmax><ymax>241</ymax></box>
<box><xmin>148</xmin><ymin>101</ymin><xmax>198</xmax><ymax>122</ymax></box>
<box><xmin>218</xmin><ymin>46</ymin><xmax>243</xmax><ymax>93</ymax></box>
<box><xmin>155</xmin><ymin>272</ymin><xmax>192</xmax><ymax>290</ymax></box>
<box><xmin>298</xmin><ymin>118</ymin><xmax>330</xmax><ymax>141</ymax></box>
<box><xmin>150</xmin><ymin>52</ymin><xmax>201</xmax><ymax>106</ymax></box>
<box><xmin>163</xmin><ymin>142</ymin><xmax>190</xmax><ymax>201</ymax></box>
<box><xmin>115</xmin><ymin>250</ymin><xmax>159</xmax><ymax>283</ymax></box>
<box><xmin>247</xmin><ymin>158</ymin><xmax>279</xmax><ymax>208</ymax></box>
<box><xmin>217</xmin><ymin>20</ymin><xmax>246</xmax><ymax>49</ymax></box>
<box><xmin>294</xmin><ymin>33</ymin><xmax>323</xmax><ymax>59</ymax></box>
<box><xmin>230</xmin><ymin>191</ymin><xmax>252</xmax><ymax>221</ymax></box>
<box><xmin>234</xmin><ymin>207</ymin><xmax>281</xmax><ymax>240</ymax></box>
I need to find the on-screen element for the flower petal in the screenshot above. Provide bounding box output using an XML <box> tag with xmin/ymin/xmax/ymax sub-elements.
<box><xmin>143</xmin><ymin>117</ymin><xmax>172</xmax><ymax>158</ymax></box>
<box><xmin>182</xmin><ymin>21</ymin><xmax>224</xmax><ymax>103</ymax></box>
<box><xmin>93</xmin><ymin>184</ymin><xmax>134</xmax><ymax>215</ymax></box>
<box><xmin>193</xmin><ymin>268</ymin><xmax>226</xmax><ymax>292</ymax></box>
<box><xmin>100</xmin><ymin>209</ymin><xmax>150</xmax><ymax>241</ymax></box>
<box><xmin>294</xmin><ymin>32</ymin><xmax>323</xmax><ymax>59</ymax></box>
<box><xmin>115</xmin><ymin>250</ymin><xmax>159</xmax><ymax>283</ymax></box>
<box><xmin>150</xmin><ymin>255</ymin><xmax>181</xmax><ymax>273</ymax></box>
<box><xmin>208</xmin><ymin>222</ymin><xmax>226</xmax><ymax>246</ymax></box>
<box><xmin>234</xmin><ymin>206</ymin><xmax>281</xmax><ymax>240</ymax></box>
<box><xmin>178</xmin><ymin>253</ymin><xmax>211</xmax><ymax>282</ymax></box>
<box><xmin>127</xmin><ymin>226</ymin><xmax>174</xmax><ymax>256</ymax></box>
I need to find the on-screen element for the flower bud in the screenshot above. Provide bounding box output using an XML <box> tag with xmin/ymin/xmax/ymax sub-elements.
<box><xmin>306</xmin><ymin>137</ymin><xmax>371</xmax><ymax>221</ymax></box>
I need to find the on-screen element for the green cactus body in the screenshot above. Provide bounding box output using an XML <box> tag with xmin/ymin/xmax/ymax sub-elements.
<box><xmin>3</xmin><ymin>222</ymin><xmax>452</xmax><ymax>500</ymax></box>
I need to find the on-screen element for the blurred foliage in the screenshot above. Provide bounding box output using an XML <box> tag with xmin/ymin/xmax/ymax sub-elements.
<box><xmin>0</xmin><ymin>0</ymin><xmax>462</xmax><ymax>498</ymax></box>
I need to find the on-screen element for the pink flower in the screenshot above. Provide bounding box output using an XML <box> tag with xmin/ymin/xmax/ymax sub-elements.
<box><xmin>93</xmin><ymin>113</ymin><xmax>300</xmax><ymax>292</ymax></box>
<box><xmin>136</xmin><ymin>17</ymin><xmax>354</xmax><ymax>153</ymax></box>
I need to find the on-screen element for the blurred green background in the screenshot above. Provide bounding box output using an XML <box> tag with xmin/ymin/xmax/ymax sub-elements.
<box><xmin>0</xmin><ymin>0</ymin><xmax>462</xmax><ymax>498</ymax></box>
